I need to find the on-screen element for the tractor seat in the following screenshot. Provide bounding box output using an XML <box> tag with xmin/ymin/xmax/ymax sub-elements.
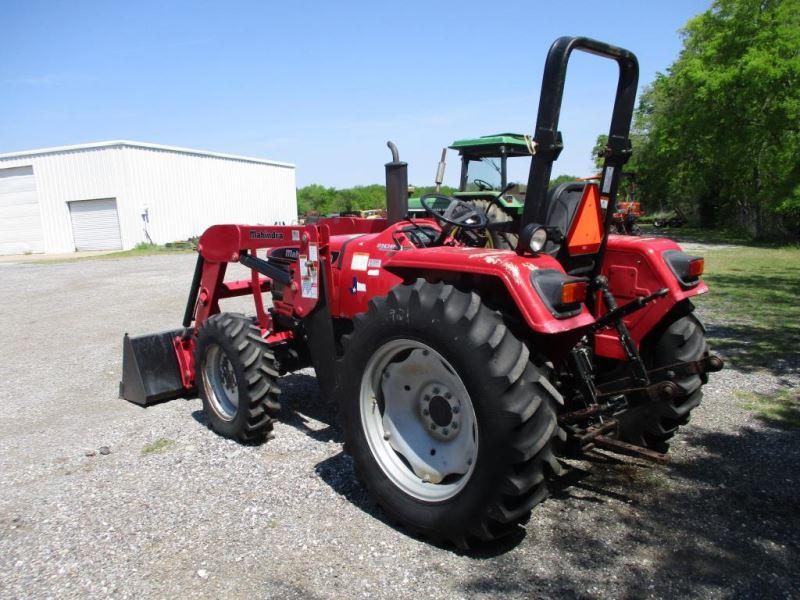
<box><xmin>543</xmin><ymin>181</ymin><xmax>587</xmax><ymax>254</ymax></box>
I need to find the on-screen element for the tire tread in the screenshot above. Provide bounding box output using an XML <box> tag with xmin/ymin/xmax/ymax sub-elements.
<box><xmin>339</xmin><ymin>279</ymin><xmax>562</xmax><ymax>548</ymax></box>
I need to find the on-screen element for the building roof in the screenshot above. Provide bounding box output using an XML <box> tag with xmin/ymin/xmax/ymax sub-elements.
<box><xmin>0</xmin><ymin>140</ymin><xmax>294</xmax><ymax>168</ymax></box>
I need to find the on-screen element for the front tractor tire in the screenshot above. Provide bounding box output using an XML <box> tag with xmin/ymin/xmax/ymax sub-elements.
<box><xmin>195</xmin><ymin>313</ymin><xmax>281</xmax><ymax>443</ymax></box>
<box><xmin>617</xmin><ymin>309</ymin><xmax>709</xmax><ymax>452</ymax></box>
<box><xmin>338</xmin><ymin>280</ymin><xmax>563</xmax><ymax>548</ymax></box>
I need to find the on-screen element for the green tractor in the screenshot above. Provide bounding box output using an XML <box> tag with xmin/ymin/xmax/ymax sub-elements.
<box><xmin>407</xmin><ymin>133</ymin><xmax>534</xmax><ymax>249</ymax></box>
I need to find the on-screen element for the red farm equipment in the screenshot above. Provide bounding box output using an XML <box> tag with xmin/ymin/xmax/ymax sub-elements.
<box><xmin>121</xmin><ymin>37</ymin><xmax>722</xmax><ymax>548</ymax></box>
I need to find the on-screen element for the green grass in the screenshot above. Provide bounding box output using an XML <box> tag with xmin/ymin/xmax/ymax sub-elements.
<box><xmin>31</xmin><ymin>241</ymin><xmax>195</xmax><ymax>264</ymax></box>
<box><xmin>738</xmin><ymin>388</ymin><xmax>800</xmax><ymax>429</ymax></box>
<box><xmin>141</xmin><ymin>438</ymin><xmax>176</xmax><ymax>455</ymax></box>
<box><xmin>695</xmin><ymin>245</ymin><xmax>800</xmax><ymax>373</ymax></box>
<box><xmin>639</xmin><ymin>225</ymin><xmax>758</xmax><ymax>246</ymax></box>
<box><xmin>95</xmin><ymin>241</ymin><xmax>195</xmax><ymax>260</ymax></box>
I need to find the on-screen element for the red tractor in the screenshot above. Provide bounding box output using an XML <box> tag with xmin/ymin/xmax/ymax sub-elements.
<box><xmin>121</xmin><ymin>37</ymin><xmax>722</xmax><ymax>549</ymax></box>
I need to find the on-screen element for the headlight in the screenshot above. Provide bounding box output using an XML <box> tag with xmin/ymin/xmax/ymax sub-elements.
<box><xmin>520</xmin><ymin>223</ymin><xmax>548</xmax><ymax>253</ymax></box>
<box><xmin>529</xmin><ymin>226</ymin><xmax>548</xmax><ymax>252</ymax></box>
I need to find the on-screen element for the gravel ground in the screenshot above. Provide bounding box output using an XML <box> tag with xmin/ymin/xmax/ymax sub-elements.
<box><xmin>0</xmin><ymin>252</ymin><xmax>798</xmax><ymax>599</ymax></box>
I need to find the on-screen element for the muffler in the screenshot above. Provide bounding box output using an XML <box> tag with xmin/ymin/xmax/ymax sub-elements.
<box><xmin>385</xmin><ymin>141</ymin><xmax>408</xmax><ymax>225</ymax></box>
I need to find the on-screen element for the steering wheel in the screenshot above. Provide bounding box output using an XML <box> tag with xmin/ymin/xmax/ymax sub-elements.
<box><xmin>473</xmin><ymin>178</ymin><xmax>494</xmax><ymax>191</ymax></box>
<box><xmin>419</xmin><ymin>193</ymin><xmax>488</xmax><ymax>230</ymax></box>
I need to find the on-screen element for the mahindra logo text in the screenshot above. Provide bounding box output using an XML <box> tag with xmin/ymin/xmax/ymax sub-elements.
<box><xmin>249</xmin><ymin>231</ymin><xmax>285</xmax><ymax>240</ymax></box>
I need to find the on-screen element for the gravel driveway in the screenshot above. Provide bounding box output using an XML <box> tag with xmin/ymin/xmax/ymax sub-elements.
<box><xmin>0</xmin><ymin>252</ymin><xmax>797</xmax><ymax>599</ymax></box>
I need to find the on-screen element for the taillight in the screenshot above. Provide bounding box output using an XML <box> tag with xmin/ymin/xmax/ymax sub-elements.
<box><xmin>688</xmin><ymin>257</ymin><xmax>705</xmax><ymax>278</ymax></box>
<box><xmin>663</xmin><ymin>250</ymin><xmax>703</xmax><ymax>288</ymax></box>
<box><xmin>561</xmin><ymin>281</ymin><xmax>588</xmax><ymax>305</ymax></box>
<box><xmin>529</xmin><ymin>269</ymin><xmax>589</xmax><ymax>318</ymax></box>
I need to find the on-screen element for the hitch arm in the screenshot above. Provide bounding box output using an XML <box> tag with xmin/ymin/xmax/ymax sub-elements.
<box><xmin>590</xmin><ymin>287</ymin><xmax>668</xmax><ymax>332</ymax></box>
<box><xmin>593</xmin><ymin>275</ymin><xmax>649</xmax><ymax>384</ymax></box>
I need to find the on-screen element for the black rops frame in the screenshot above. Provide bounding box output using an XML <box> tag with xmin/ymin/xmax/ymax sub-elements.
<box><xmin>522</xmin><ymin>36</ymin><xmax>639</xmax><ymax>277</ymax></box>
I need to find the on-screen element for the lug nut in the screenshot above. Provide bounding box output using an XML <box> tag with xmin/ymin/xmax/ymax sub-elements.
<box><xmin>452</xmin><ymin>406</ymin><xmax>460</xmax><ymax>414</ymax></box>
<box><xmin>432</xmin><ymin>387</ymin><xmax>440</xmax><ymax>394</ymax></box>
<box><xmin>423</xmin><ymin>394</ymin><xmax>430</xmax><ymax>401</ymax></box>
<box><xmin>430</xmin><ymin>424</ymin><xmax>436</xmax><ymax>430</ymax></box>
<box><xmin>451</xmin><ymin>423</ymin><xmax>458</xmax><ymax>430</ymax></box>
<box><xmin>444</xmin><ymin>392</ymin><xmax>452</xmax><ymax>399</ymax></box>
<box><xmin>441</xmin><ymin>428</ymin><xmax>449</xmax><ymax>435</ymax></box>
<box><xmin>422</xmin><ymin>409</ymin><xmax>429</xmax><ymax>416</ymax></box>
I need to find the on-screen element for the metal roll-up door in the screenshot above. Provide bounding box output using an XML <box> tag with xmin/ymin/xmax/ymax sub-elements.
<box><xmin>68</xmin><ymin>198</ymin><xmax>123</xmax><ymax>251</ymax></box>
<box><xmin>0</xmin><ymin>165</ymin><xmax>44</xmax><ymax>255</ymax></box>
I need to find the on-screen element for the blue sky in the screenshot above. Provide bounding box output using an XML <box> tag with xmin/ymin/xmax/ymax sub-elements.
<box><xmin>1</xmin><ymin>0</ymin><xmax>710</xmax><ymax>188</ymax></box>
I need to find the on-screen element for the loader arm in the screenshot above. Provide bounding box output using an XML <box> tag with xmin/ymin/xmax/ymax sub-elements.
<box><xmin>121</xmin><ymin>223</ymin><xmax>340</xmax><ymax>406</ymax></box>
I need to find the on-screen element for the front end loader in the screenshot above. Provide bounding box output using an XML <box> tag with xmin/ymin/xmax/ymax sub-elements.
<box><xmin>121</xmin><ymin>36</ymin><xmax>722</xmax><ymax>549</ymax></box>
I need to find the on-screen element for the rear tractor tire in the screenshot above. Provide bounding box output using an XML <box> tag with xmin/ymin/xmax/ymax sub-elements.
<box><xmin>617</xmin><ymin>310</ymin><xmax>708</xmax><ymax>453</ymax></box>
<box><xmin>195</xmin><ymin>313</ymin><xmax>281</xmax><ymax>443</ymax></box>
<box><xmin>338</xmin><ymin>279</ymin><xmax>563</xmax><ymax>548</ymax></box>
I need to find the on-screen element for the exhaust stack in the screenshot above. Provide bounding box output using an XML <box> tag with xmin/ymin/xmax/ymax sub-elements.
<box><xmin>434</xmin><ymin>147</ymin><xmax>447</xmax><ymax>192</ymax></box>
<box><xmin>385</xmin><ymin>141</ymin><xmax>408</xmax><ymax>224</ymax></box>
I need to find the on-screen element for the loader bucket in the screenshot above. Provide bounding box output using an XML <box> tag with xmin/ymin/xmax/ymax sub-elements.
<box><xmin>119</xmin><ymin>329</ymin><xmax>187</xmax><ymax>406</ymax></box>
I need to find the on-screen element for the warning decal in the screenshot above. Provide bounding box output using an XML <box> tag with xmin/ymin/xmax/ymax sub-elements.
<box><xmin>299</xmin><ymin>254</ymin><xmax>319</xmax><ymax>299</ymax></box>
<box><xmin>350</xmin><ymin>252</ymin><xmax>370</xmax><ymax>271</ymax></box>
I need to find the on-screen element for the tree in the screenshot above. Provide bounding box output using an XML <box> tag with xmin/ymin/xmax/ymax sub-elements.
<box><xmin>591</xmin><ymin>135</ymin><xmax>608</xmax><ymax>171</ymax></box>
<box><xmin>630</xmin><ymin>0</ymin><xmax>800</xmax><ymax>238</ymax></box>
<box><xmin>550</xmin><ymin>174</ymin><xmax>581</xmax><ymax>187</ymax></box>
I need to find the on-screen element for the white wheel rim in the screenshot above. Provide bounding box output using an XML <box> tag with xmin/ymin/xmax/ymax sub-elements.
<box><xmin>359</xmin><ymin>339</ymin><xmax>479</xmax><ymax>502</ymax></box>
<box><xmin>202</xmin><ymin>344</ymin><xmax>240</xmax><ymax>421</ymax></box>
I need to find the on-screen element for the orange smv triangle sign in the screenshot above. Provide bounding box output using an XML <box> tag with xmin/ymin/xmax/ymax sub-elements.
<box><xmin>566</xmin><ymin>183</ymin><xmax>604</xmax><ymax>256</ymax></box>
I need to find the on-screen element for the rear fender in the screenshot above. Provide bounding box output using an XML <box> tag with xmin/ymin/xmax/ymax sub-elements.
<box><xmin>383</xmin><ymin>247</ymin><xmax>595</xmax><ymax>335</ymax></box>
<box><xmin>595</xmin><ymin>235</ymin><xmax>709</xmax><ymax>359</ymax></box>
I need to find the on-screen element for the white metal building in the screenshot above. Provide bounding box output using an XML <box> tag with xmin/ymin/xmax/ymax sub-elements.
<box><xmin>0</xmin><ymin>141</ymin><xmax>296</xmax><ymax>255</ymax></box>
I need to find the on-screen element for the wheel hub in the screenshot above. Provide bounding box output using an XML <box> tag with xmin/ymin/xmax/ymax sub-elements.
<box><xmin>202</xmin><ymin>344</ymin><xmax>240</xmax><ymax>422</ymax></box>
<box><xmin>359</xmin><ymin>339</ymin><xmax>478</xmax><ymax>502</ymax></box>
<box><xmin>219</xmin><ymin>357</ymin><xmax>236</xmax><ymax>392</ymax></box>
<box><xmin>428</xmin><ymin>396</ymin><xmax>452</xmax><ymax>426</ymax></box>
<box><xmin>419</xmin><ymin>385</ymin><xmax>461</xmax><ymax>441</ymax></box>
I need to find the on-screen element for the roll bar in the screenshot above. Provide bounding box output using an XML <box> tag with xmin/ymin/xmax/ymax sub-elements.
<box><xmin>522</xmin><ymin>36</ymin><xmax>639</xmax><ymax>229</ymax></box>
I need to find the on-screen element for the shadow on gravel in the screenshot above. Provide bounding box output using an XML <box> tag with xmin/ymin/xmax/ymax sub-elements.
<box><xmin>314</xmin><ymin>450</ymin><xmax>528</xmax><ymax>558</ymax></box>
<box><xmin>189</xmin><ymin>373</ymin><xmax>342</xmax><ymax>444</ymax></box>
<box><xmin>273</xmin><ymin>360</ymin><xmax>799</xmax><ymax>596</ymax></box>
<box><xmin>278</xmin><ymin>373</ymin><xmax>343</xmax><ymax>443</ymax></box>
<box><xmin>457</xmin><ymin>423</ymin><xmax>800</xmax><ymax>598</ymax></box>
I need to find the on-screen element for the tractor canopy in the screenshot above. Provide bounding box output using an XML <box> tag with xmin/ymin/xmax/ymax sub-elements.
<box><xmin>407</xmin><ymin>133</ymin><xmax>531</xmax><ymax>217</ymax></box>
<box><xmin>449</xmin><ymin>133</ymin><xmax>534</xmax><ymax>158</ymax></box>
